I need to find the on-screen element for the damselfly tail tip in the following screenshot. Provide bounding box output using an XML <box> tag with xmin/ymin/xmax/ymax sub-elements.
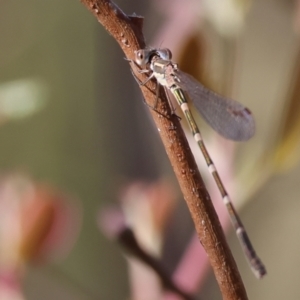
<box><xmin>251</xmin><ymin>261</ymin><xmax>267</xmax><ymax>279</ymax></box>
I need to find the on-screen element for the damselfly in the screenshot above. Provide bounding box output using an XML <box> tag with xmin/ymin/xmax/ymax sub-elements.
<box><xmin>133</xmin><ymin>48</ymin><xmax>266</xmax><ymax>278</ymax></box>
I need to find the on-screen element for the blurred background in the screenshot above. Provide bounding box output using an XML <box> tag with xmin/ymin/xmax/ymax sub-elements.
<box><xmin>0</xmin><ymin>0</ymin><xmax>300</xmax><ymax>299</ymax></box>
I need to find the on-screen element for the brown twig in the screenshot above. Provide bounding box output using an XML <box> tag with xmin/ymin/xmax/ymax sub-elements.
<box><xmin>80</xmin><ymin>0</ymin><xmax>248</xmax><ymax>299</ymax></box>
<box><xmin>99</xmin><ymin>206</ymin><xmax>195</xmax><ymax>300</ymax></box>
<box><xmin>118</xmin><ymin>227</ymin><xmax>197</xmax><ymax>300</ymax></box>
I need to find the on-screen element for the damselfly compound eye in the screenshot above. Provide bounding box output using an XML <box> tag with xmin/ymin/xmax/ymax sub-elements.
<box><xmin>155</xmin><ymin>48</ymin><xmax>172</xmax><ymax>60</ymax></box>
<box><xmin>134</xmin><ymin>50</ymin><xmax>145</xmax><ymax>66</ymax></box>
<box><xmin>137</xmin><ymin>52</ymin><xmax>143</xmax><ymax>59</ymax></box>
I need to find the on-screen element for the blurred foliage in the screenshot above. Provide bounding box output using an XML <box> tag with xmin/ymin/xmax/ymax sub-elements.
<box><xmin>0</xmin><ymin>79</ymin><xmax>47</xmax><ymax>122</ymax></box>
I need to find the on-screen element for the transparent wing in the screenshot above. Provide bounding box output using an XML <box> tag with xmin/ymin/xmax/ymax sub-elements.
<box><xmin>175</xmin><ymin>70</ymin><xmax>255</xmax><ymax>141</ymax></box>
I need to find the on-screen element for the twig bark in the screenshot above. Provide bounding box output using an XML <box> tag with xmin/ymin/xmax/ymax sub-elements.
<box><xmin>80</xmin><ymin>1</ymin><xmax>248</xmax><ymax>299</ymax></box>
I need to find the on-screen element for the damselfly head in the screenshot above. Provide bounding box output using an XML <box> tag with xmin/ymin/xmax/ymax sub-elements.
<box><xmin>135</xmin><ymin>48</ymin><xmax>173</xmax><ymax>67</ymax></box>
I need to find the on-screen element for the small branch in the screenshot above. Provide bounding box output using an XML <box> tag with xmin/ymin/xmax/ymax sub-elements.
<box><xmin>119</xmin><ymin>227</ymin><xmax>196</xmax><ymax>300</ymax></box>
<box><xmin>99</xmin><ymin>207</ymin><xmax>194</xmax><ymax>300</ymax></box>
<box><xmin>80</xmin><ymin>1</ymin><xmax>248</xmax><ymax>299</ymax></box>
